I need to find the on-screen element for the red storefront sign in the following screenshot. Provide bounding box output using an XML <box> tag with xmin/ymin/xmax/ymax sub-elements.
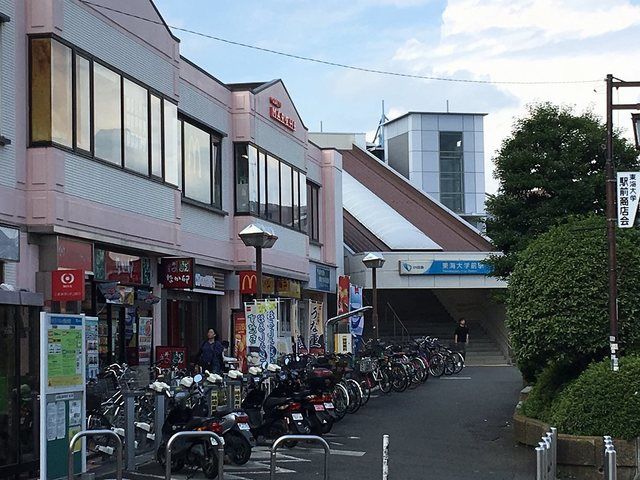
<box><xmin>104</xmin><ymin>252</ymin><xmax>143</xmax><ymax>284</ymax></box>
<box><xmin>51</xmin><ymin>269</ymin><xmax>85</xmax><ymax>301</ymax></box>
<box><xmin>156</xmin><ymin>346</ymin><xmax>187</xmax><ymax>369</ymax></box>
<box><xmin>269</xmin><ymin>96</ymin><xmax>296</xmax><ymax>131</ymax></box>
<box><xmin>57</xmin><ymin>237</ymin><xmax>93</xmax><ymax>271</ymax></box>
<box><xmin>161</xmin><ymin>258</ymin><xmax>195</xmax><ymax>289</ymax></box>
<box><xmin>239</xmin><ymin>271</ymin><xmax>275</xmax><ymax>295</ymax></box>
<box><xmin>337</xmin><ymin>275</ymin><xmax>350</xmax><ymax>315</ymax></box>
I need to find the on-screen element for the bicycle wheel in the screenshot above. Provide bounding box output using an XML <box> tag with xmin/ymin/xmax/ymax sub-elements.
<box><xmin>332</xmin><ymin>383</ymin><xmax>349</xmax><ymax>421</ymax></box>
<box><xmin>345</xmin><ymin>379</ymin><xmax>362</xmax><ymax>414</ymax></box>
<box><xmin>416</xmin><ymin>357</ymin><xmax>429</xmax><ymax>383</ymax></box>
<box><xmin>451</xmin><ymin>351</ymin><xmax>465</xmax><ymax>374</ymax></box>
<box><xmin>360</xmin><ymin>377</ymin><xmax>372</xmax><ymax>405</ymax></box>
<box><xmin>411</xmin><ymin>358</ymin><xmax>427</xmax><ymax>383</ymax></box>
<box><xmin>443</xmin><ymin>354</ymin><xmax>455</xmax><ymax>375</ymax></box>
<box><xmin>378</xmin><ymin>368</ymin><xmax>392</xmax><ymax>394</ymax></box>
<box><xmin>429</xmin><ymin>354</ymin><xmax>445</xmax><ymax>377</ymax></box>
<box><xmin>391</xmin><ymin>364</ymin><xmax>409</xmax><ymax>392</ymax></box>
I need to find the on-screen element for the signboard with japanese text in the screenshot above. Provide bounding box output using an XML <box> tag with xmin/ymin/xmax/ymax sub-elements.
<box><xmin>195</xmin><ymin>265</ymin><xmax>225</xmax><ymax>291</ymax></box>
<box><xmin>161</xmin><ymin>258</ymin><xmax>194</xmax><ymax>289</ymax></box>
<box><xmin>308</xmin><ymin>301</ymin><xmax>325</xmax><ymax>354</ymax></box>
<box><xmin>156</xmin><ymin>346</ymin><xmax>187</xmax><ymax>369</ymax></box>
<box><xmin>276</xmin><ymin>278</ymin><xmax>301</xmax><ymax>298</ymax></box>
<box><xmin>94</xmin><ymin>249</ymin><xmax>151</xmax><ymax>285</ymax></box>
<box><xmin>239</xmin><ymin>271</ymin><xmax>275</xmax><ymax>295</ymax></box>
<box><xmin>85</xmin><ymin>316</ymin><xmax>99</xmax><ymax>381</ymax></box>
<box><xmin>617</xmin><ymin>172</ymin><xmax>640</xmax><ymax>228</ymax></box>
<box><xmin>337</xmin><ymin>275</ymin><xmax>350</xmax><ymax>315</ymax></box>
<box><xmin>244</xmin><ymin>300</ymin><xmax>279</xmax><ymax>364</ymax></box>
<box><xmin>349</xmin><ymin>285</ymin><xmax>365</xmax><ymax>337</ymax></box>
<box><xmin>233</xmin><ymin>311</ymin><xmax>247</xmax><ymax>372</ymax></box>
<box><xmin>138</xmin><ymin>317</ymin><xmax>153</xmax><ymax>365</ymax></box>
<box><xmin>51</xmin><ymin>269</ymin><xmax>84</xmax><ymax>301</ymax></box>
<box><xmin>315</xmin><ymin>266</ymin><xmax>331</xmax><ymax>292</ymax></box>
<box><xmin>399</xmin><ymin>260</ymin><xmax>491</xmax><ymax>275</ymax></box>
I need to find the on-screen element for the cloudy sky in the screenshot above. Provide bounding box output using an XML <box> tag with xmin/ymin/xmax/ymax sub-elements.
<box><xmin>153</xmin><ymin>0</ymin><xmax>640</xmax><ymax>194</ymax></box>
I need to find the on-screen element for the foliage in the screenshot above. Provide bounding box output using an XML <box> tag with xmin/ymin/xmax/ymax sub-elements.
<box><xmin>521</xmin><ymin>361</ymin><xmax>583</xmax><ymax>421</ymax></box>
<box><xmin>549</xmin><ymin>356</ymin><xmax>640</xmax><ymax>439</ymax></box>
<box><xmin>507</xmin><ymin>215</ymin><xmax>640</xmax><ymax>376</ymax></box>
<box><xmin>486</xmin><ymin>103</ymin><xmax>639</xmax><ymax>279</ymax></box>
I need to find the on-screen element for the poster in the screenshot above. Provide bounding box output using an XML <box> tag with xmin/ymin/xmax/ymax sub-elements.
<box><xmin>56</xmin><ymin>401</ymin><xmax>66</xmax><ymax>439</ymax></box>
<box><xmin>349</xmin><ymin>285</ymin><xmax>365</xmax><ymax>337</ymax></box>
<box><xmin>244</xmin><ymin>300</ymin><xmax>279</xmax><ymax>364</ymax></box>
<box><xmin>47</xmin><ymin>316</ymin><xmax>83</xmax><ymax>388</ymax></box>
<box><xmin>155</xmin><ymin>346</ymin><xmax>187</xmax><ymax>369</ymax></box>
<box><xmin>46</xmin><ymin>402</ymin><xmax>57</xmax><ymax>441</ymax></box>
<box><xmin>233</xmin><ymin>312</ymin><xmax>247</xmax><ymax>373</ymax></box>
<box><xmin>337</xmin><ymin>275</ymin><xmax>351</xmax><ymax>315</ymax></box>
<box><xmin>85</xmin><ymin>316</ymin><xmax>99</xmax><ymax>380</ymax></box>
<box><xmin>308</xmin><ymin>301</ymin><xmax>325</xmax><ymax>354</ymax></box>
<box><xmin>138</xmin><ymin>317</ymin><xmax>153</xmax><ymax>365</ymax></box>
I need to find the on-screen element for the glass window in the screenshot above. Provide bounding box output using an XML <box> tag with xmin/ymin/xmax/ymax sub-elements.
<box><xmin>307</xmin><ymin>182</ymin><xmax>320</xmax><ymax>241</ymax></box>
<box><xmin>212</xmin><ymin>141</ymin><xmax>221</xmax><ymax>208</ymax></box>
<box><xmin>75</xmin><ymin>55</ymin><xmax>91</xmax><ymax>151</ymax></box>
<box><xmin>123</xmin><ymin>79</ymin><xmax>149</xmax><ymax>174</ymax></box>
<box><xmin>281</xmin><ymin>163</ymin><xmax>293</xmax><ymax>227</ymax></box>
<box><xmin>248</xmin><ymin>145</ymin><xmax>258</xmax><ymax>215</ymax></box>
<box><xmin>93</xmin><ymin>63</ymin><xmax>121</xmax><ymax>164</ymax></box>
<box><xmin>267</xmin><ymin>155</ymin><xmax>280</xmax><ymax>223</ymax></box>
<box><xmin>30</xmin><ymin>38</ymin><xmax>52</xmax><ymax>142</ymax></box>
<box><xmin>150</xmin><ymin>95</ymin><xmax>162</xmax><ymax>177</ymax></box>
<box><xmin>163</xmin><ymin>100</ymin><xmax>180</xmax><ymax>186</ymax></box>
<box><xmin>439</xmin><ymin>131</ymin><xmax>464</xmax><ymax>212</ymax></box>
<box><xmin>183</xmin><ymin>121</ymin><xmax>212</xmax><ymax>204</ymax></box>
<box><xmin>235</xmin><ymin>143</ymin><xmax>249</xmax><ymax>213</ymax></box>
<box><xmin>299</xmin><ymin>173</ymin><xmax>307</xmax><ymax>233</ymax></box>
<box><xmin>293</xmin><ymin>170</ymin><xmax>299</xmax><ymax>229</ymax></box>
<box><xmin>51</xmin><ymin>40</ymin><xmax>72</xmax><ymax>147</ymax></box>
<box><xmin>259</xmin><ymin>151</ymin><xmax>267</xmax><ymax>216</ymax></box>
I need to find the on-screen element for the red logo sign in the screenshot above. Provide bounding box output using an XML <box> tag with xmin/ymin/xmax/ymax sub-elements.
<box><xmin>51</xmin><ymin>269</ymin><xmax>85</xmax><ymax>301</ymax></box>
<box><xmin>161</xmin><ymin>258</ymin><xmax>194</xmax><ymax>289</ymax></box>
<box><xmin>268</xmin><ymin>96</ymin><xmax>295</xmax><ymax>131</ymax></box>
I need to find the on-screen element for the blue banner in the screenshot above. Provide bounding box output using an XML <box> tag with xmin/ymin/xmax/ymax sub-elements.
<box><xmin>400</xmin><ymin>260</ymin><xmax>492</xmax><ymax>275</ymax></box>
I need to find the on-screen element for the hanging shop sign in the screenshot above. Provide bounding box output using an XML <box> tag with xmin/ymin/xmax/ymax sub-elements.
<box><xmin>0</xmin><ymin>224</ymin><xmax>20</xmax><ymax>262</ymax></box>
<box><xmin>239</xmin><ymin>270</ymin><xmax>275</xmax><ymax>295</ymax></box>
<box><xmin>161</xmin><ymin>257</ymin><xmax>195</xmax><ymax>289</ymax></box>
<box><xmin>51</xmin><ymin>269</ymin><xmax>85</xmax><ymax>301</ymax></box>
<box><xmin>308</xmin><ymin>300</ymin><xmax>325</xmax><ymax>354</ymax></box>
<box><xmin>233</xmin><ymin>311</ymin><xmax>247</xmax><ymax>373</ymax></box>
<box><xmin>617</xmin><ymin>172</ymin><xmax>640</xmax><ymax>228</ymax></box>
<box><xmin>399</xmin><ymin>260</ymin><xmax>492</xmax><ymax>275</ymax></box>
<box><xmin>94</xmin><ymin>248</ymin><xmax>151</xmax><ymax>285</ymax></box>
<box><xmin>315</xmin><ymin>266</ymin><xmax>331</xmax><ymax>292</ymax></box>
<box><xmin>156</xmin><ymin>346</ymin><xmax>187</xmax><ymax>369</ymax></box>
<box><xmin>269</xmin><ymin>96</ymin><xmax>296</xmax><ymax>131</ymax></box>
<box><xmin>276</xmin><ymin>278</ymin><xmax>301</xmax><ymax>298</ymax></box>
<box><xmin>349</xmin><ymin>285</ymin><xmax>365</xmax><ymax>337</ymax></box>
<box><xmin>337</xmin><ymin>275</ymin><xmax>350</xmax><ymax>315</ymax></box>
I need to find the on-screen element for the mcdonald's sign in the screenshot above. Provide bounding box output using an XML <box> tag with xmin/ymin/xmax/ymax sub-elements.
<box><xmin>239</xmin><ymin>271</ymin><xmax>275</xmax><ymax>295</ymax></box>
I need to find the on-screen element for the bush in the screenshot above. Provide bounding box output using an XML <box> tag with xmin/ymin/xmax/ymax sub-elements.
<box><xmin>507</xmin><ymin>215</ymin><xmax>640</xmax><ymax>376</ymax></box>
<box><xmin>549</xmin><ymin>356</ymin><xmax>640</xmax><ymax>439</ymax></box>
<box><xmin>521</xmin><ymin>361</ymin><xmax>583</xmax><ymax>421</ymax></box>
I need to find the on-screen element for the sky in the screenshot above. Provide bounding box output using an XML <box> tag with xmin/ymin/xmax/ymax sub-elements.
<box><xmin>152</xmin><ymin>0</ymin><xmax>640</xmax><ymax>194</ymax></box>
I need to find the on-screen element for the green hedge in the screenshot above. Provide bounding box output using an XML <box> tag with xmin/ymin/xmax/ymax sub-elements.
<box><xmin>549</xmin><ymin>356</ymin><xmax>640</xmax><ymax>439</ymax></box>
<box><xmin>521</xmin><ymin>361</ymin><xmax>582</xmax><ymax>422</ymax></box>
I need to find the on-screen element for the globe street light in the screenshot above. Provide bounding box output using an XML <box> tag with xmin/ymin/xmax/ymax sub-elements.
<box><xmin>239</xmin><ymin>224</ymin><xmax>278</xmax><ymax>300</ymax></box>
<box><xmin>362</xmin><ymin>252</ymin><xmax>385</xmax><ymax>340</ymax></box>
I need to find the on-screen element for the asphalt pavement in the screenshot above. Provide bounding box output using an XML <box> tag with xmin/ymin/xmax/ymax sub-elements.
<box><xmin>132</xmin><ymin>366</ymin><xmax>533</xmax><ymax>480</ymax></box>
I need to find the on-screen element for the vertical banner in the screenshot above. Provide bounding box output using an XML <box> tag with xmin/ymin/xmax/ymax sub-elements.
<box><xmin>617</xmin><ymin>172</ymin><xmax>640</xmax><ymax>228</ymax></box>
<box><xmin>138</xmin><ymin>317</ymin><xmax>153</xmax><ymax>365</ymax></box>
<box><xmin>233</xmin><ymin>311</ymin><xmax>248</xmax><ymax>372</ymax></box>
<box><xmin>85</xmin><ymin>316</ymin><xmax>99</xmax><ymax>380</ymax></box>
<box><xmin>349</xmin><ymin>285</ymin><xmax>365</xmax><ymax>336</ymax></box>
<box><xmin>337</xmin><ymin>275</ymin><xmax>351</xmax><ymax>315</ymax></box>
<box><xmin>244</xmin><ymin>300</ymin><xmax>279</xmax><ymax>364</ymax></box>
<box><xmin>308</xmin><ymin>301</ymin><xmax>325</xmax><ymax>354</ymax></box>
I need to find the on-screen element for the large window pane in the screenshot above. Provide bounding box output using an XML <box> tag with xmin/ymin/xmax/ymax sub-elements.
<box><xmin>439</xmin><ymin>131</ymin><xmax>464</xmax><ymax>212</ymax></box>
<box><xmin>30</xmin><ymin>38</ymin><xmax>52</xmax><ymax>142</ymax></box>
<box><xmin>440</xmin><ymin>132</ymin><xmax>463</xmax><ymax>152</ymax></box>
<box><xmin>311</xmin><ymin>184</ymin><xmax>320</xmax><ymax>241</ymax></box>
<box><xmin>94</xmin><ymin>64</ymin><xmax>121</xmax><ymax>164</ymax></box>
<box><xmin>75</xmin><ymin>56</ymin><xmax>91</xmax><ymax>151</ymax></box>
<box><xmin>281</xmin><ymin>163</ymin><xmax>293</xmax><ymax>227</ymax></box>
<box><xmin>259</xmin><ymin>152</ymin><xmax>267</xmax><ymax>216</ymax></box>
<box><xmin>293</xmin><ymin>170</ymin><xmax>299</xmax><ymax>229</ymax></box>
<box><xmin>299</xmin><ymin>173</ymin><xmax>307</xmax><ymax>233</ymax></box>
<box><xmin>123</xmin><ymin>79</ymin><xmax>149</xmax><ymax>174</ymax></box>
<box><xmin>235</xmin><ymin>143</ymin><xmax>249</xmax><ymax>213</ymax></box>
<box><xmin>51</xmin><ymin>40</ymin><xmax>72</xmax><ymax>147</ymax></box>
<box><xmin>248</xmin><ymin>145</ymin><xmax>258</xmax><ymax>214</ymax></box>
<box><xmin>163</xmin><ymin>100</ymin><xmax>180</xmax><ymax>186</ymax></box>
<box><xmin>267</xmin><ymin>155</ymin><xmax>280</xmax><ymax>223</ymax></box>
<box><xmin>150</xmin><ymin>95</ymin><xmax>162</xmax><ymax>177</ymax></box>
<box><xmin>212</xmin><ymin>141</ymin><xmax>221</xmax><ymax>208</ymax></box>
<box><xmin>183</xmin><ymin>122</ymin><xmax>211</xmax><ymax>204</ymax></box>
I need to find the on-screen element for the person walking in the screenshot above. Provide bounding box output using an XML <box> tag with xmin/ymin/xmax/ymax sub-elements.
<box><xmin>453</xmin><ymin>318</ymin><xmax>469</xmax><ymax>358</ymax></box>
<box><xmin>197</xmin><ymin>328</ymin><xmax>224</xmax><ymax>374</ymax></box>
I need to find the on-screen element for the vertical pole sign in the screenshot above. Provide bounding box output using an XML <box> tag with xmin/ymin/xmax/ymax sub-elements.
<box><xmin>40</xmin><ymin>313</ymin><xmax>86</xmax><ymax>479</ymax></box>
<box><xmin>617</xmin><ymin>172</ymin><xmax>640</xmax><ymax>228</ymax></box>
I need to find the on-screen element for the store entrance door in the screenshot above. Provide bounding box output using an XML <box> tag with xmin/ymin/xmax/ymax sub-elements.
<box><xmin>0</xmin><ymin>305</ymin><xmax>39</xmax><ymax>479</ymax></box>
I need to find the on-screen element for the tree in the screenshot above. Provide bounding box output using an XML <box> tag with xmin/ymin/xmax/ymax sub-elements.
<box><xmin>507</xmin><ymin>215</ymin><xmax>640</xmax><ymax>379</ymax></box>
<box><xmin>486</xmin><ymin>103</ymin><xmax>639</xmax><ymax>279</ymax></box>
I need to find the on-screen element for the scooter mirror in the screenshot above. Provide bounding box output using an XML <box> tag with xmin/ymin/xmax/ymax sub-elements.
<box><xmin>262</xmin><ymin>361</ymin><xmax>268</xmax><ymax>369</ymax></box>
<box><xmin>284</xmin><ymin>357</ymin><xmax>290</xmax><ymax>366</ymax></box>
<box><xmin>193</xmin><ymin>373</ymin><xmax>203</xmax><ymax>384</ymax></box>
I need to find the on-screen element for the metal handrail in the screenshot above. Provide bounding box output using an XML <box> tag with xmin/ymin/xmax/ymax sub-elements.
<box><xmin>270</xmin><ymin>435</ymin><xmax>330</xmax><ymax>480</ymax></box>
<box><xmin>165</xmin><ymin>430</ymin><xmax>225</xmax><ymax>480</ymax></box>
<box><xmin>386</xmin><ymin>303</ymin><xmax>411</xmax><ymax>343</ymax></box>
<box><xmin>68</xmin><ymin>429</ymin><xmax>123</xmax><ymax>480</ymax></box>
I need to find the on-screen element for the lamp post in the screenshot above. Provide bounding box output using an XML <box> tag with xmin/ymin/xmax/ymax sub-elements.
<box><xmin>239</xmin><ymin>224</ymin><xmax>278</xmax><ymax>300</ymax></box>
<box><xmin>362</xmin><ymin>252</ymin><xmax>385</xmax><ymax>340</ymax></box>
<box><xmin>605</xmin><ymin>74</ymin><xmax>640</xmax><ymax>371</ymax></box>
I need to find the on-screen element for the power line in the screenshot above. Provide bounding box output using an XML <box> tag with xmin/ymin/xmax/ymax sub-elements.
<box><xmin>80</xmin><ymin>0</ymin><xmax>602</xmax><ymax>86</ymax></box>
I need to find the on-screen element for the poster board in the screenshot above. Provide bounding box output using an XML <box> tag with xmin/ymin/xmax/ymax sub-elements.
<box><xmin>138</xmin><ymin>317</ymin><xmax>153</xmax><ymax>365</ymax></box>
<box><xmin>40</xmin><ymin>313</ymin><xmax>86</xmax><ymax>480</ymax></box>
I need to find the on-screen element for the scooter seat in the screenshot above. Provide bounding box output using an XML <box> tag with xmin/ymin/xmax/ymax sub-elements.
<box><xmin>264</xmin><ymin>396</ymin><xmax>291</xmax><ymax>410</ymax></box>
<box><xmin>184</xmin><ymin>416</ymin><xmax>212</xmax><ymax>429</ymax></box>
<box><xmin>214</xmin><ymin>406</ymin><xmax>236</xmax><ymax>416</ymax></box>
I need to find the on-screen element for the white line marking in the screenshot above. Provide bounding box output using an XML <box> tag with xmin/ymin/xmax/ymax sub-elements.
<box><xmin>440</xmin><ymin>376</ymin><xmax>472</xmax><ymax>380</ymax></box>
<box><xmin>330</xmin><ymin>441</ymin><xmax>344</xmax><ymax>446</ymax></box>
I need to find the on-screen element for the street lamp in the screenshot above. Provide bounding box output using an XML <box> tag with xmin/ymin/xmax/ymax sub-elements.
<box><xmin>605</xmin><ymin>74</ymin><xmax>640</xmax><ymax>371</ymax></box>
<box><xmin>239</xmin><ymin>224</ymin><xmax>278</xmax><ymax>300</ymax></box>
<box><xmin>362</xmin><ymin>252</ymin><xmax>385</xmax><ymax>340</ymax></box>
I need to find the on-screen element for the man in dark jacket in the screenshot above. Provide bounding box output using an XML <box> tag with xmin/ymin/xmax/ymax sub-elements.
<box><xmin>198</xmin><ymin>328</ymin><xmax>224</xmax><ymax>373</ymax></box>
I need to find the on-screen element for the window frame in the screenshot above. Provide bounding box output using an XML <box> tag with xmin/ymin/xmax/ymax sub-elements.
<box><xmin>0</xmin><ymin>12</ymin><xmax>8</xmax><ymax>146</ymax></box>
<box><xmin>307</xmin><ymin>181</ymin><xmax>320</xmax><ymax>243</ymax></box>
<box><xmin>28</xmin><ymin>33</ymin><xmax>179</xmax><ymax>187</ymax></box>
<box><xmin>438</xmin><ymin>131</ymin><xmax>465</xmax><ymax>213</ymax></box>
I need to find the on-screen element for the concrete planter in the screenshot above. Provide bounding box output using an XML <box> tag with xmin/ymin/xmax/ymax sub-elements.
<box><xmin>513</xmin><ymin>408</ymin><xmax>639</xmax><ymax>479</ymax></box>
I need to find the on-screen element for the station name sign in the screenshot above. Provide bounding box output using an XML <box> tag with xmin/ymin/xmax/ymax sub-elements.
<box><xmin>399</xmin><ymin>260</ymin><xmax>491</xmax><ymax>275</ymax></box>
<box><xmin>269</xmin><ymin>96</ymin><xmax>296</xmax><ymax>131</ymax></box>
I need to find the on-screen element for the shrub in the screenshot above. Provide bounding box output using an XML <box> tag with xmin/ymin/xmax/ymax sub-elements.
<box><xmin>507</xmin><ymin>215</ymin><xmax>640</xmax><ymax>377</ymax></box>
<box><xmin>521</xmin><ymin>361</ymin><xmax>583</xmax><ymax>421</ymax></box>
<box><xmin>549</xmin><ymin>356</ymin><xmax>640</xmax><ymax>439</ymax></box>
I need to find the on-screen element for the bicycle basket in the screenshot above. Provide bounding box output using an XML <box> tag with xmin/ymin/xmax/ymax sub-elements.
<box><xmin>358</xmin><ymin>357</ymin><xmax>376</xmax><ymax>373</ymax></box>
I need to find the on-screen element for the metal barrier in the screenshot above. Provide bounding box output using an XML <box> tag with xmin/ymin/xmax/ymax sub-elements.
<box><xmin>165</xmin><ymin>430</ymin><xmax>225</xmax><ymax>480</ymax></box>
<box><xmin>604</xmin><ymin>436</ymin><xmax>617</xmax><ymax>480</ymax></box>
<box><xmin>68</xmin><ymin>429</ymin><xmax>123</xmax><ymax>480</ymax></box>
<box><xmin>535</xmin><ymin>427</ymin><xmax>557</xmax><ymax>480</ymax></box>
<box><xmin>270</xmin><ymin>435</ymin><xmax>331</xmax><ymax>480</ymax></box>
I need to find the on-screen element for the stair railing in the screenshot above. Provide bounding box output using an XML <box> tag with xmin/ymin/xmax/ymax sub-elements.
<box><xmin>386</xmin><ymin>302</ymin><xmax>411</xmax><ymax>343</ymax></box>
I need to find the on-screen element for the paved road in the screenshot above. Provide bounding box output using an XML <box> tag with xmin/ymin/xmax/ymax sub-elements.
<box><xmin>133</xmin><ymin>366</ymin><xmax>533</xmax><ymax>480</ymax></box>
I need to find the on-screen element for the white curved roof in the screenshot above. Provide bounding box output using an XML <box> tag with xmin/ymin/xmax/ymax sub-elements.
<box><xmin>342</xmin><ymin>172</ymin><xmax>442</xmax><ymax>250</ymax></box>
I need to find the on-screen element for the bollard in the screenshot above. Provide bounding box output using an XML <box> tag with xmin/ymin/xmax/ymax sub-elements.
<box><xmin>536</xmin><ymin>446</ymin><xmax>545</xmax><ymax>480</ymax></box>
<box><xmin>154</xmin><ymin>392</ymin><xmax>165</xmax><ymax>452</ymax></box>
<box><xmin>606</xmin><ymin>449</ymin><xmax>617</xmax><ymax>480</ymax></box>
<box><xmin>382</xmin><ymin>435</ymin><xmax>390</xmax><ymax>480</ymax></box>
<box><xmin>124</xmin><ymin>391</ymin><xmax>137</xmax><ymax>471</ymax></box>
<box><xmin>550</xmin><ymin>427</ymin><xmax>557</xmax><ymax>480</ymax></box>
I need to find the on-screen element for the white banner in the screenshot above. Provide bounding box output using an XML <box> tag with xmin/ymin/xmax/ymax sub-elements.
<box><xmin>244</xmin><ymin>300</ymin><xmax>279</xmax><ymax>364</ymax></box>
<box><xmin>617</xmin><ymin>172</ymin><xmax>640</xmax><ymax>228</ymax></box>
<box><xmin>308</xmin><ymin>301</ymin><xmax>325</xmax><ymax>353</ymax></box>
